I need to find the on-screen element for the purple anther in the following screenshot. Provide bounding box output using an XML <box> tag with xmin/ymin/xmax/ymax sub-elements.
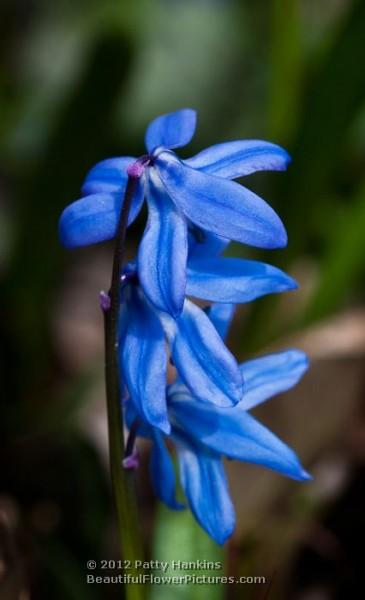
<box><xmin>99</xmin><ymin>290</ymin><xmax>111</xmax><ymax>312</ymax></box>
<box><xmin>127</xmin><ymin>156</ymin><xmax>149</xmax><ymax>179</ymax></box>
<box><xmin>122</xmin><ymin>451</ymin><xmax>140</xmax><ymax>470</ymax></box>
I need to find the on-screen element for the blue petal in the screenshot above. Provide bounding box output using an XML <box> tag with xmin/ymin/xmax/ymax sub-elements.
<box><xmin>145</xmin><ymin>109</ymin><xmax>197</xmax><ymax>153</ymax></box>
<box><xmin>156</xmin><ymin>155</ymin><xmax>287</xmax><ymax>249</ymax></box>
<box><xmin>59</xmin><ymin>185</ymin><xmax>144</xmax><ymax>248</ymax></box>
<box><xmin>187</xmin><ymin>258</ymin><xmax>297</xmax><ymax>303</ymax></box>
<box><xmin>124</xmin><ymin>399</ymin><xmax>152</xmax><ymax>439</ymax></box>
<box><xmin>81</xmin><ymin>156</ymin><xmax>135</xmax><ymax>195</ymax></box>
<box><xmin>166</xmin><ymin>380</ymin><xmax>190</xmax><ymax>401</ymax></box>
<box><xmin>171</xmin><ymin>399</ymin><xmax>311</xmax><ymax>481</ymax></box>
<box><xmin>160</xmin><ymin>299</ymin><xmax>243</xmax><ymax>407</ymax></box>
<box><xmin>138</xmin><ymin>171</ymin><xmax>187</xmax><ymax>317</ymax></box>
<box><xmin>119</xmin><ymin>289</ymin><xmax>170</xmax><ymax>434</ymax></box>
<box><xmin>207</xmin><ymin>303</ymin><xmax>236</xmax><ymax>341</ymax></box>
<box><xmin>188</xmin><ymin>227</ymin><xmax>229</xmax><ymax>261</ymax></box>
<box><xmin>184</xmin><ymin>140</ymin><xmax>290</xmax><ymax>179</ymax></box>
<box><xmin>150</xmin><ymin>430</ymin><xmax>184</xmax><ymax>510</ymax></box>
<box><xmin>239</xmin><ymin>350</ymin><xmax>309</xmax><ymax>411</ymax></box>
<box><xmin>176</xmin><ymin>439</ymin><xmax>235</xmax><ymax>544</ymax></box>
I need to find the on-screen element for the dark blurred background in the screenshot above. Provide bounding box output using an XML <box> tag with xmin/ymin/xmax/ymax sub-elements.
<box><xmin>1</xmin><ymin>1</ymin><xmax>365</xmax><ymax>598</ymax></box>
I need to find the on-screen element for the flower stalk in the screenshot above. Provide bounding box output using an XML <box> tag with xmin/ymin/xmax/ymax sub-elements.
<box><xmin>104</xmin><ymin>175</ymin><xmax>144</xmax><ymax>599</ymax></box>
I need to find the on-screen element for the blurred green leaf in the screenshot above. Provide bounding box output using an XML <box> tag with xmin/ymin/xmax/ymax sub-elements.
<box><xmin>269</xmin><ymin>0</ymin><xmax>302</xmax><ymax>142</ymax></box>
<box><xmin>303</xmin><ymin>182</ymin><xmax>365</xmax><ymax>323</ymax></box>
<box><xmin>151</xmin><ymin>505</ymin><xmax>224</xmax><ymax>600</ymax></box>
<box><xmin>280</xmin><ymin>0</ymin><xmax>365</xmax><ymax>254</ymax></box>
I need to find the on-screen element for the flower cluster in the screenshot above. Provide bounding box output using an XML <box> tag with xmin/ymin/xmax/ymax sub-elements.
<box><xmin>59</xmin><ymin>109</ymin><xmax>310</xmax><ymax>544</ymax></box>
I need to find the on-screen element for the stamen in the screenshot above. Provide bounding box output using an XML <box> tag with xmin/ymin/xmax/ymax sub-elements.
<box><xmin>126</xmin><ymin>155</ymin><xmax>150</xmax><ymax>179</ymax></box>
<box><xmin>122</xmin><ymin>450</ymin><xmax>139</xmax><ymax>470</ymax></box>
<box><xmin>99</xmin><ymin>290</ymin><xmax>111</xmax><ymax>312</ymax></box>
<box><xmin>123</xmin><ymin>418</ymin><xmax>140</xmax><ymax>470</ymax></box>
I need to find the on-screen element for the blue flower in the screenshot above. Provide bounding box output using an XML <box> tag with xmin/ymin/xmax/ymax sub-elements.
<box><xmin>126</xmin><ymin>304</ymin><xmax>310</xmax><ymax>544</ymax></box>
<box><xmin>119</xmin><ymin>251</ymin><xmax>297</xmax><ymax>433</ymax></box>
<box><xmin>59</xmin><ymin>109</ymin><xmax>290</xmax><ymax>317</ymax></box>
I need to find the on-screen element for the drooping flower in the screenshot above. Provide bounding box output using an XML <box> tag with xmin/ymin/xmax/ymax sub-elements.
<box><xmin>125</xmin><ymin>303</ymin><xmax>310</xmax><ymax>544</ymax></box>
<box><xmin>119</xmin><ymin>251</ymin><xmax>297</xmax><ymax>433</ymax></box>
<box><xmin>59</xmin><ymin>109</ymin><xmax>291</xmax><ymax>317</ymax></box>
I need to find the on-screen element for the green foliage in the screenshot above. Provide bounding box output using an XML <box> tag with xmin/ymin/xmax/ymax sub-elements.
<box><xmin>304</xmin><ymin>182</ymin><xmax>365</xmax><ymax>323</ymax></box>
<box><xmin>151</xmin><ymin>505</ymin><xmax>223</xmax><ymax>600</ymax></box>
<box><xmin>269</xmin><ymin>0</ymin><xmax>302</xmax><ymax>141</ymax></box>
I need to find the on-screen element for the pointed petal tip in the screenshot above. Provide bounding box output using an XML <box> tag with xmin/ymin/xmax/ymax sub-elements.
<box><xmin>213</xmin><ymin>528</ymin><xmax>234</xmax><ymax>545</ymax></box>
<box><xmin>143</xmin><ymin>289</ymin><xmax>184</xmax><ymax>320</ymax></box>
<box><xmin>296</xmin><ymin>350</ymin><xmax>310</xmax><ymax>370</ymax></box>
<box><xmin>264</xmin><ymin>219</ymin><xmax>288</xmax><ymax>249</ymax></box>
<box><xmin>275</xmin><ymin>226</ymin><xmax>288</xmax><ymax>249</ymax></box>
<box><xmin>252</xmin><ymin>216</ymin><xmax>288</xmax><ymax>250</ymax></box>
<box><xmin>159</xmin><ymin>293</ymin><xmax>185</xmax><ymax>319</ymax></box>
<box><xmin>170</xmin><ymin>306</ymin><xmax>184</xmax><ymax>320</ymax></box>
<box><xmin>291</xmin><ymin>280</ymin><xmax>299</xmax><ymax>291</ymax></box>
<box><xmin>232</xmin><ymin>385</ymin><xmax>244</xmax><ymax>406</ymax></box>
<box><xmin>298</xmin><ymin>468</ymin><xmax>312</xmax><ymax>481</ymax></box>
<box><xmin>158</xmin><ymin>419</ymin><xmax>171</xmax><ymax>436</ymax></box>
<box><xmin>281</xmin><ymin>233</ymin><xmax>288</xmax><ymax>248</ymax></box>
<box><xmin>288</xmin><ymin>462</ymin><xmax>312</xmax><ymax>482</ymax></box>
<box><xmin>283</xmin><ymin>275</ymin><xmax>298</xmax><ymax>291</ymax></box>
<box><xmin>179</xmin><ymin>107</ymin><xmax>197</xmax><ymax>119</ymax></box>
<box><xmin>223</xmin><ymin>374</ymin><xmax>244</xmax><ymax>407</ymax></box>
<box><xmin>287</xmin><ymin>348</ymin><xmax>310</xmax><ymax>374</ymax></box>
<box><xmin>146</xmin><ymin>414</ymin><xmax>171</xmax><ymax>434</ymax></box>
<box><xmin>129</xmin><ymin>402</ymin><xmax>171</xmax><ymax>436</ymax></box>
<box><xmin>267</xmin><ymin>270</ymin><xmax>298</xmax><ymax>291</ymax></box>
<box><xmin>303</xmin><ymin>355</ymin><xmax>310</xmax><ymax>370</ymax></box>
<box><xmin>278</xmin><ymin>148</ymin><xmax>291</xmax><ymax>169</ymax></box>
<box><xmin>207</xmin><ymin>509</ymin><xmax>235</xmax><ymax>544</ymax></box>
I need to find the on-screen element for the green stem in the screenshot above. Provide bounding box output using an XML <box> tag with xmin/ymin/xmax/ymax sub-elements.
<box><xmin>104</xmin><ymin>176</ymin><xmax>145</xmax><ymax>599</ymax></box>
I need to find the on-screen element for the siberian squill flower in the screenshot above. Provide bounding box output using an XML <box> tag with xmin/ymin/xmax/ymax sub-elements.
<box><xmin>59</xmin><ymin>109</ymin><xmax>290</xmax><ymax>317</ymax></box>
<box><xmin>119</xmin><ymin>246</ymin><xmax>297</xmax><ymax>433</ymax></box>
<box><xmin>125</xmin><ymin>303</ymin><xmax>310</xmax><ymax>544</ymax></box>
